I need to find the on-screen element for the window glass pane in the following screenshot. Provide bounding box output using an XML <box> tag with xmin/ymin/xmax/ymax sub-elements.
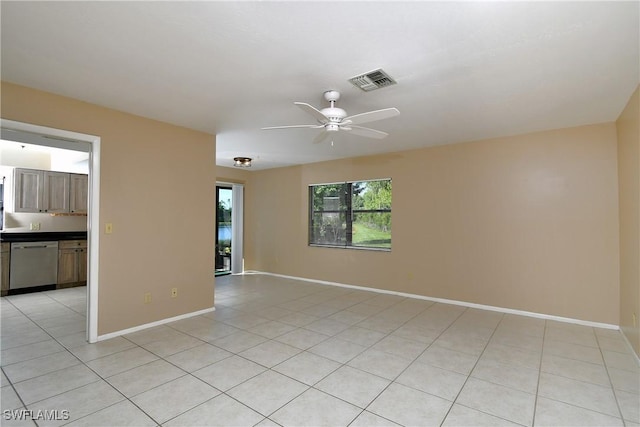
<box><xmin>352</xmin><ymin>212</ymin><xmax>391</xmax><ymax>248</ymax></box>
<box><xmin>309</xmin><ymin>179</ymin><xmax>391</xmax><ymax>250</ymax></box>
<box><xmin>310</xmin><ymin>211</ymin><xmax>347</xmax><ymax>246</ymax></box>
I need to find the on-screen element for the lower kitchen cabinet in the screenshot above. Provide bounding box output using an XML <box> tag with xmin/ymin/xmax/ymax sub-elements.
<box><xmin>1</xmin><ymin>243</ymin><xmax>10</xmax><ymax>297</ymax></box>
<box><xmin>57</xmin><ymin>240</ymin><xmax>87</xmax><ymax>288</ymax></box>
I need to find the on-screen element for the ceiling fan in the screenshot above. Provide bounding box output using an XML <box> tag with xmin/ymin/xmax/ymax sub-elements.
<box><xmin>262</xmin><ymin>90</ymin><xmax>400</xmax><ymax>144</ymax></box>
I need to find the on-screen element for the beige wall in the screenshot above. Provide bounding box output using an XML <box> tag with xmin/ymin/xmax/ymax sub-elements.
<box><xmin>1</xmin><ymin>82</ymin><xmax>216</xmax><ymax>335</ymax></box>
<box><xmin>245</xmin><ymin>123</ymin><xmax>621</xmax><ymax>325</ymax></box>
<box><xmin>217</xmin><ymin>165</ymin><xmax>249</xmax><ymax>184</ymax></box>
<box><xmin>617</xmin><ymin>86</ymin><xmax>640</xmax><ymax>354</ymax></box>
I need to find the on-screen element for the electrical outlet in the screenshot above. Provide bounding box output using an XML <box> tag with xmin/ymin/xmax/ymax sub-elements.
<box><xmin>144</xmin><ymin>292</ymin><xmax>152</xmax><ymax>304</ymax></box>
<box><xmin>171</xmin><ymin>288</ymin><xmax>178</xmax><ymax>298</ymax></box>
<box><xmin>30</xmin><ymin>222</ymin><xmax>40</xmax><ymax>231</ymax></box>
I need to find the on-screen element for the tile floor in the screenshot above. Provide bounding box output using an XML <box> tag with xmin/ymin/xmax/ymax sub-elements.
<box><xmin>1</xmin><ymin>274</ymin><xmax>639</xmax><ymax>426</ymax></box>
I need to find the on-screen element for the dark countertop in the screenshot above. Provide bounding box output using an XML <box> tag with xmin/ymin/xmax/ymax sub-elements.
<box><xmin>0</xmin><ymin>231</ymin><xmax>87</xmax><ymax>243</ymax></box>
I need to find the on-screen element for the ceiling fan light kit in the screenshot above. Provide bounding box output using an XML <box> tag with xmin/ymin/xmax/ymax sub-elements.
<box><xmin>262</xmin><ymin>90</ymin><xmax>400</xmax><ymax>145</ymax></box>
<box><xmin>233</xmin><ymin>157</ymin><xmax>252</xmax><ymax>167</ymax></box>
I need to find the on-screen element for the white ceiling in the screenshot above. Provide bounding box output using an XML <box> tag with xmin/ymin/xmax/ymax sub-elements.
<box><xmin>1</xmin><ymin>2</ymin><xmax>638</xmax><ymax>170</ymax></box>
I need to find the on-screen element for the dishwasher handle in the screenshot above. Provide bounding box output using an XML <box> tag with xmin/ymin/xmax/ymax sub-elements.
<box><xmin>11</xmin><ymin>241</ymin><xmax>59</xmax><ymax>250</ymax></box>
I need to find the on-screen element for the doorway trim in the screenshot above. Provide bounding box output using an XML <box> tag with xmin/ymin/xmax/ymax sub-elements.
<box><xmin>1</xmin><ymin>119</ymin><xmax>101</xmax><ymax>343</ymax></box>
<box><xmin>216</xmin><ymin>181</ymin><xmax>244</xmax><ymax>274</ymax></box>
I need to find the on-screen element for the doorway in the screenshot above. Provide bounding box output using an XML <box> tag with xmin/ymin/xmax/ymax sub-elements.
<box><xmin>215</xmin><ymin>185</ymin><xmax>232</xmax><ymax>275</ymax></box>
<box><xmin>0</xmin><ymin>119</ymin><xmax>100</xmax><ymax>343</ymax></box>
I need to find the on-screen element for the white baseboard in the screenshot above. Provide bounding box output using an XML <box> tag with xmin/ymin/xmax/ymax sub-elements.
<box><xmin>96</xmin><ymin>306</ymin><xmax>215</xmax><ymax>342</ymax></box>
<box><xmin>244</xmin><ymin>270</ymin><xmax>619</xmax><ymax>331</ymax></box>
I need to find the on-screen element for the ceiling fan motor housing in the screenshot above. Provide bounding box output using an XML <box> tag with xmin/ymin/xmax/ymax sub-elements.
<box><xmin>320</xmin><ymin>107</ymin><xmax>347</xmax><ymax>122</ymax></box>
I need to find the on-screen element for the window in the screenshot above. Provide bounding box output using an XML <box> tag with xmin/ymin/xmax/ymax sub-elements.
<box><xmin>309</xmin><ymin>179</ymin><xmax>391</xmax><ymax>250</ymax></box>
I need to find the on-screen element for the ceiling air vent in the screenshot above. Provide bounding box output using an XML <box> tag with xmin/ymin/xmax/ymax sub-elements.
<box><xmin>349</xmin><ymin>69</ymin><xmax>397</xmax><ymax>92</ymax></box>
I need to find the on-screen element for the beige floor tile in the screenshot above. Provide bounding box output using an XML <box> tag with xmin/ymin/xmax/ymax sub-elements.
<box><xmin>274</xmin><ymin>327</ymin><xmax>330</xmax><ymax>349</ymax></box>
<box><xmin>371</xmin><ymin>334</ymin><xmax>428</xmax><ymax>360</ymax></box>
<box><xmin>106</xmin><ymin>359</ymin><xmax>186</xmax><ymax>397</ymax></box>
<box><xmin>304</xmin><ymin>318</ymin><xmax>351</xmax><ymax>335</ymax></box>
<box><xmin>603</xmin><ymin>350</ymin><xmax>640</xmax><ymax>372</ymax></box>
<box><xmin>65</xmin><ymin>400</ymin><xmax>156</xmax><ymax>427</ymax></box>
<box><xmin>28</xmin><ymin>380</ymin><xmax>124</xmax><ymax>427</ymax></box>
<box><xmin>186</xmin><ymin>322</ymin><xmax>240</xmax><ymax>341</ymax></box>
<box><xmin>164</xmin><ymin>393</ymin><xmax>264</xmax><ymax>426</ymax></box>
<box><xmin>416</xmin><ymin>344</ymin><xmax>479</xmax><ymax>375</ymax></box>
<box><xmin>608</xmin><ymin>366</ymin><xmax>640</xmax><ymax>394</ymax></box>
<box><xmin>247</xmin><ymin>320</ymin><xmax>297</xmax><ymax>339</ymax></box>
<box><xmin>272</xmin><ymin>351</ymin><xmax>340</xmax><ymax>385</ymax></box>
<box><xmin>277</xmin><ymin>311</ymin><xmax>319</xmax><ymax>327</ymax></box>
<box><xmin>210</xmin><ymin>330</ymin><xmax>268</xmax><ymax>353</ymax></box>
<box><xmin>442</xmin><ymin>404</ymin><xmax>521</xmax><ymax>426</ymax></box>
<box><xmin>3</xmin><ymin>351</ymin><xmax>80</xmax><ymax>383</ymax></box>
<box><xmin>316</xmin><ymin>365</ymin><xmax>390</xmax><ymax>408</ymax></box>
<box><xmin>124</xmin><ymin>325</ymin><xmax>185</xmax><ymax>346</ymax></box>
<box><xmin>472</xmin><ymin>357</ymin><xmax>540</xmax><ymax>394</ymax></box>
<box><xmin>165</xmin><ymin>343</ymin><xmax>232</xmax><ymax>372</ymax></box>
<box><xmin>140</xmin><ymin>333</ymin><xmax>204</xmax><ymax>357</ymax></box>
<box><xmin>2</xmin><ymin>385</ymin><xmax>23</xmax><ymax>411</ymax></box>
<box><xmin>270</xmin><ymin>388</ymin><xmax>361</xmax><ymax>427</ymax></box>
<box><xmin>545</xmin><ymin>326</ymin><xmax>599</xmax><ymax>348</ymax></box>
<box><xmin>1</xmin><ymin>339</ymin><xmax>66</xmax><ymax>366</ymax></box>
<box><xmin>14</xmin><ymin>364</ymin><xmax>100</xmax><ymax>404</ymax></box>
<box><xmin>597</xmin><ymin>335</ymin><xmax>633</xmax><ymax>354</ymax></box>
<box><xmin>347</xmin><ymin>348</ymin><xmax>412</xmax><ymax>380</ymax></box>
<box><xmin>227</xmin><ymin>370</ymin><xmax>308</xmax><ymax>416</ymax></box>
<box><xmin>69</xmin><ymin>337</ymin><xmax>136</xmax><ymax>362</ymax></box>
<box><xmin>5</xmin><ymin>275</ymin><xmax>640</xmax><ymax>427</ymax></box>
<box><xmin>457</xmin><ymin>377</ymin><xmax>536</xmax><ymax>426</ymax></box>
<box><xmin>309</xmin><ymin>337</ymin><xmax>367</xmax><ymax>363</ymax></box>
<box><xmin>349</xmin><ymin>411</ymin><xmax>401</xmax><ymax>426</ymax></box>
<box><xmin>616</xmin><ymin>389</ymin><xmax>640</xmax><ymax>423</ymax></box>
<box><xmin>334</xmin><ymin>326</ymin><xmax>386</xmax><ymax>347</ymax></box>
<box><xmin>534</xmin><ymin>396</ymin><xmax>623</xmax><ymax>426</ymax></box>
<box><xmin>192</xmin><ymin>355</ymin><xmax>265</xmax><ymax>391</ymax></box>
<box><xmin>482</xmin><ymin>342</ymin><xmax>541</xmax><ymax>370</ymax></box>
<box><xmin>239</xmin><ymin>340</ymin><xmax>301</xmax><ymax>367</ymax></box>
<box><xmin>541</xmin><ymin>353</ymin><xmax>610</xmax><ymax>386</ymax></box>
<box><xmin>131</xmin><ymin>375</ymin><xmax>220</xmax><ymax>424</ymax></box>
<box><xmin>368</xmin><ymin>382</ymin><xmax>452</xmax><ymax>426</ymax></box>
<box><xmin>397</xmin><ymin>361</ymin><xmax>467</xmax><ymax>401</ymax></box>
<box><xmin>85</xmin><ymin>347</ymin><xmax>158</xmax><ymax>378</ymax></box>
<box><xmin>434</xmin><ymin>330</ymin><xmax>490</xmax><ymax>357</ymax></box>
<box><xmin>538</xmin><ymin>372</ymin><xmax>620</xmax><ymax>417</ymax></box>
<box><xmin>543</xmin><ymin>339</ymin><xmax>604</xmax><ymax>364</ymax></box>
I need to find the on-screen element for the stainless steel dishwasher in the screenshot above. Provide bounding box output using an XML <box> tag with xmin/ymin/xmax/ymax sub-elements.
<box><xmin>9</xmin><ymin>241</ymin><xmax>59</xmax><ymax>289</ymax></box>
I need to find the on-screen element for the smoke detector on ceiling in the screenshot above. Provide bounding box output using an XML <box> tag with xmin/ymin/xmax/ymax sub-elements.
<box><xmin>349</xmin><ymin>69</ymin><xmax>397</xmax><ymax>92</ymax></box>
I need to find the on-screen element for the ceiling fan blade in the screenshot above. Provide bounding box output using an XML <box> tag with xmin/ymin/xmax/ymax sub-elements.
<box><xmin>345</xmin><ymin>125</ymin><xmax>389</xmax><ymax>139</ymax></box>
<box><xmin>313</xmin><ymin>130</ymin><xmax>331</xmax><ymax>144</ymax></box>
<box><xmin>343</xmin><ymin>108</ymin><xmax>400</xmax><ymax>125</ymax></box>
<box><xmin>295</xmin><ymin>102</ymin><xmax>329</xmax><ymax>124</ymax></box>
<box><xmin>261</xmin><ymin>124</ymin><xmax>324</xmax><ymax>130</ymax></box>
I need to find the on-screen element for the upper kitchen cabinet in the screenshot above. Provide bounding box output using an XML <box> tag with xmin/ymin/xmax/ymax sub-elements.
<box><xmin>13</xmin><ymin>168</ymin><xmax>44</xmax><ymax>212</ymax></box>
<box><xmin>69</xmin><ymin>174</ymin><xmax>88</xmax><ymax>213</ymax></box>
<box><xmin>13</xmin><ymin>168</ymin><xmax>86</xmax><ymax>214</ymax></box>
<box><xmin>43</xmin><ymin>171</ymin><xmax>70</xmax><ymax>213</ymax></box>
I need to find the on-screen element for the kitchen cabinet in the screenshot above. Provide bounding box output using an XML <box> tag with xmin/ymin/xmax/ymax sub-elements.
<box><xmin>43</xmin><ymin>171</ymin><xmax>70</xmax><ymax>213</ymax></box>
<box><xmin>57</xmin><ymin>240</ymin><xmax>87</xmax><ymax>287</ymax></box>
<box><xmin>13</xmin><ymin>168</ymin><xmax>44</xmax><ymax>212</ymax></box>
<box><xmin>69</xmin><ymin>174</ymin><xmax>88</xmax><ymax>213</ymax></box>
<box><xmin>1</xmin><ymin>243</ymin><xmax>10</xmax><ymax>297</ymax></box>
<box><xmin>13</xmin><ymin>168</ymin><xmax>87</xmax><ymax>214</ymax></box>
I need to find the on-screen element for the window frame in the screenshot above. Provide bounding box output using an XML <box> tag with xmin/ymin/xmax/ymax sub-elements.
<box><xmin>308</xmin><ymin>178</ymin><xmax>392</xmax><ymax>251</ymax></box>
